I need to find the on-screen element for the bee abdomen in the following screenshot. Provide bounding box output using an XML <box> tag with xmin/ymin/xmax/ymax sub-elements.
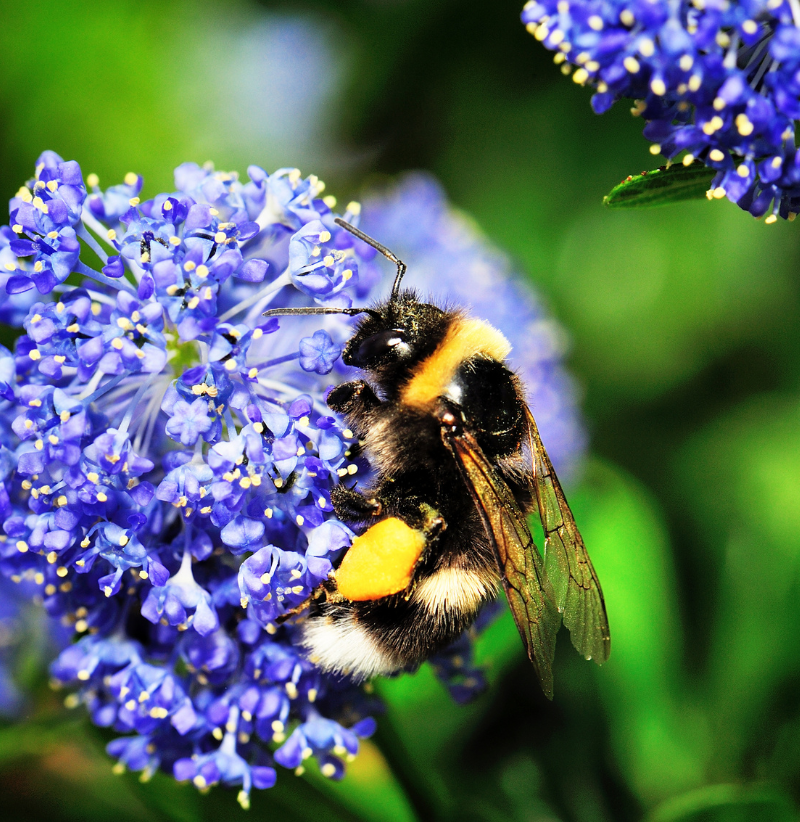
<box><xmin>411</xmin><ymin>565</ymin><xmax>498</xmax><ymax>616</ymax></box>
<box><xmin>301</xmin><ymin>564</ymin><xmax>498</xmax><ymax>681</ymax></box>
<box><xmin>300</xmin><ymin>610</ymin><xmax>402</xmax><ymax>682</ymax></box>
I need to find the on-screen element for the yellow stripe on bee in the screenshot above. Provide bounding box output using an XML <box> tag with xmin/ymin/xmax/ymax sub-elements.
<box><xmin>401</xmin><ymin>317</ymin><xmax>511</xmax><ymax>408</ymax></box>
<box><xmin>336</xmin><ymin>517</ymin><xmax>426</xmax><ymax>601</ymax></box>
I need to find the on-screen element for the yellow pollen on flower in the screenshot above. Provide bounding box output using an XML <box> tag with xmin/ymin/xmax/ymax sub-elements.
<box><xmin>649</xmin><ymin>144</ymin><xmax>661</xmax><ymax>155</ymax></box>
<box><xmin>184</xmin><ymin>260</ymin><xmax>196</xmax><ymax>272</ymax></box>
<box><xmin>742</xmin><ymin>19</ymin><xmax>758</xmax><ymax>34</ymax></box>
<box><xmin>56</xmin><ymin>566</ymin><xmax>69</xmax><ymax>578</ymax></box>
<box><xmin>112</xmin><ymin>338</ymin><xmax>124</xmax><ymax>350</ymax></box>
<box><xmin>48</xmin><ymin>435</ymin><xmax>59</xmax><ymax>445</ymax></box>
<box><xmin>196</xmin><ymin>264</ymin><xmax>209</xmax><ymax>278</ymax></box>
<box><xmin>214</xmin><ymin>232</ymin><xmax>226</xmax><ymax>244</ymax></box>
<box><xmin>623</xmin><ymin>56</ymin><xmax>640</xmax><ymax>73</ymax></box>
<box><xmin>708</xmin><ymin>149</ymin><xmax>725</xmax><ymax>162</ymax></box>
<box><xmin>140</xmin><ymin>252</ymin><xmax>150</xmax><ymax>264</ymax></box>
<box><xmin>169</xmin><ymin>236</ymin><xmax>180</xmax><ymax>245</ymax></box>
<box><xmin>346</xmin><ymin>201</ymin><xmax>361</xmax><ymax>216</ymax></box>
<box><xmin>639</xmin><ymin>37</ymin><xmax>655</xmax><ymax>57</ymax></box>
<box><xmin>572</xmin><ymin>67</ymin><xmax>589</xmax><ymax>84</ymax></box>
<box><xmin>29</xmin><ymin>349</ymin><xmax>42</xmax><ymax>361</ymax></box>
<box><xmin>772</xmin><ymin>156</ymin><xmax>783</xmax><ymax>168</ymax></box>
<box><xmin>209</xmin><ymin>207</ymin><xmax>219</xmax><ymax>216</ymax></box>
<box><xmin>34</xmin><ymin>261</ymin><xmax>44</xmax><ymax>273</ymax></box>
<box><xmin>96</xmin><ymin>492</ymin><xmax>108</xmax><ymax>502</ymax></box>
<box><xmin>87</xmin><ymin>173</ymin><xmax>99</xmax><ymax>187</ymax></box>
<box><xmin>16</xmin><ymin>541</ymin><xmax>28</xmax><ymax>553</ymax></box>
<box><xmin>3</xmin><ymin>263</ymin><xmax>15</xmax><ymax>272</ymax></box>
<box><xmin>34</xmin><ymin>439</ymin><xmax>44</xmax><ymax>450</ymax></box>
<box><xmin>735</xmin><ymin>114</ymin><xmax>754</xmax><ymax>136</ymax></box>
<box><xmin>47</xmin><ymin>551</ymin><xmax>58</xmax><ymax>563</ymax></box>
<box><xmin>264</xmin><ymin>507</ymin><xmax>273</xmax><ymax>518</ymax></box>
<box><xmin>248</xmin><ymin>367</ymin><xmax>258</xmax><ymax>379</ymax></box>
<box><xmin>712</xmin><ymin>187</ymin><xmax>727</xmax><ymax>199</ymax></box>
<box><xmin>32</xmin><ymin>197</ymin><xmax>48</xmax><ymax>214</ymax></box>
<box><xmin>187</xmin><ymin>297</ymin><xmax>200</xmax><ymax>310</ymax></box>
<box><xmin>57</xmin><ymin>495</ymin><xmax>68</xmax><ymax>506</ymax></box>
<box><xmin>119</xmin><ymin>534</ymin><xmax>129</xmax><ymax>547</ymax></box>
<box><xmin>163</xmin><ymin>200</ymin><xmax>173</xmax><ymax>211</ymax></box>
<box><xmin>650</xmin><ymin>78</ymin><xmax>666</xmax><ymax>96</ymax></box>
<box><xmin>166</xmin><ymin>285</ymin><xmax>179</xmax><ymax>296</ymax></box>
<box><xmin>129</xmin><ymin>197</ymin><xmax>140</xmax><ymax>207</ymax></box>
<box><xmin>688</xmin><ymin>75</ymin><xmax>702</xmax><ymax>93</ymax></box>
<box><xmin>47</xmin><ymin>230</ymin><xmax>58</xmax><ymax>240</ymax></box>
<box><xmin>107</xmin><ymin>229</ymin><xmax>117</xmax><ymax>241</ymax></box>
<box><xmin>16</xmin><ymin>187</ymin><xmax>32</xmax><ymax>203</ymax></box>
<box><xmin>737</xmin><ymin>165</ymin><xmax>750</xmax><ymax>178</ymax></box>
<box><xmin>765</xmin><ymin>214</ymin><xmax>778</xmax><ymax>224</ymax></box>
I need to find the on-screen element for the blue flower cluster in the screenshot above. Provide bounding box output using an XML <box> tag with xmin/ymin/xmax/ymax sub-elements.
<box><xmin>522</xmin><ymin>0</ymin><xmax>800</xmax><ymax>221</ymax></box>
<box><xmin>0</xmin><ymin>152</ymin><xmax>583</xmax><ymax>803</ymax></box>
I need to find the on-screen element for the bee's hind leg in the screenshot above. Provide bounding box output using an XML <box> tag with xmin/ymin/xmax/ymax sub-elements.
<box><xmin>330</xmin><ymin>484</ymin><xmax>383</xmax><ymax>521</ymax></box>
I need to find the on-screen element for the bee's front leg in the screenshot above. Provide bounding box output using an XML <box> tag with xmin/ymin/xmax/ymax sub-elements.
<box><xmin>330</xmin><ymin>484</ymin><xmax>383</xmax><ymax>521</ymax></box>
<box><xmin>326</xmin><ymin>380</ymin><xmax>382</xmax><ymax>423</ymax></box>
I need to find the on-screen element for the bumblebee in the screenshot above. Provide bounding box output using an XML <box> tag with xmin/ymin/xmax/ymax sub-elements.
<box><xmin>265</xmin><ymin>219</ymin><xmax>610</xmax><ymax>698</ymax></box>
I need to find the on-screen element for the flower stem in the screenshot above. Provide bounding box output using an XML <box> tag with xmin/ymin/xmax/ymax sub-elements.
<box><xmin>75</xmin><ymin>261</ymin><xmax>137</xmax><ymax>296</ymax></box>
<box><xmin>218</xmin><ymin>271</ymin><xmax>291</xmax><ymax>323</ymax></box>
<box><xmin>76</xmin><ymin>224</ymin><xmax>109</xmax><ymax>264</ymax></box>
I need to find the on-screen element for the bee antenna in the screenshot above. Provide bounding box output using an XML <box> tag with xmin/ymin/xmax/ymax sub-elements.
<box><xmin>334</xmin><ymin>217</ymin><xmax>406</xmax><ymax>303</ymax></box>
<box><xmin>263</xmin><ymin>306</ymin><xmax>381</xmax><ymax>319</ymax></box>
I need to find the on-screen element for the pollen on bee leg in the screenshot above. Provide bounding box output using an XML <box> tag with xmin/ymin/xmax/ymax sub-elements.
<box><xmin>336</xmin><ymin>517</ymin><xmax>427</xmax><ymax>601</ymax></box>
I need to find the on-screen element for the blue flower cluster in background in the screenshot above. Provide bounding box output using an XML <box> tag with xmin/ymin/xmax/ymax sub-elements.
<box><xmin>0</xmin><ymin>152</ymin><xmax>583</xmax><ymax>803</ymax></box>
<box><xmin>522</xmin><ymin>0</ymin><xmax>800</xmax><ymax>221</ymax></box>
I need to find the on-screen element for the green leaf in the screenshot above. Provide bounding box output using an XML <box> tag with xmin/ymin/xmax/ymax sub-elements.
<box><xmin>569</xmin><ymin>458</ymin><xmax>708</xmax><ymax>803</ymax></box>
<box><xmin>646</xmin><ymin>783</ymin><xmax>797</xmax><ymax>822</ymax></box>
<box><xmin>603</xmin><ymin>163</ymin><xmax>716</xmax><ymax>209</ymax></box>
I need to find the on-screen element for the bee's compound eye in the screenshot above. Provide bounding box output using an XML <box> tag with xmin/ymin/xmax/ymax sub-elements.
<box><xmin>353</xmin><ymin>328</ymin><xmax>406</xmax><ymax>365</ymax></box>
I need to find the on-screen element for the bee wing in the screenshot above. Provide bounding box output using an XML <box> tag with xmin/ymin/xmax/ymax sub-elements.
<box><xmin>444</xmin><ymin>427</ymin><xmax>560</xmax><ymax>699</ymax></box>
<box><xmin>524</xmin><ymin>406</ymin><xmax>611</xmax><ymax>665</ymax></box>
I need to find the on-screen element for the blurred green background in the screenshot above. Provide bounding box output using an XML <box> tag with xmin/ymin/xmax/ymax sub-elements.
<box><xmin>1</xmin><ymin>1</ymin><xmax>800</xmax><ymax>820</ymax></box>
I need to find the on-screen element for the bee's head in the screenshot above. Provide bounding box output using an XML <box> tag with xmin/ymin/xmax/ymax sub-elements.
<box><xmin>263</xmin><ymin>219</ymin><xmax>450</xmax><ymax>387</ymax></box>
<box><xmin>342</xmin><ymin>290</ymin><xmax>447</xmax><ymax>373</ymax></box>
